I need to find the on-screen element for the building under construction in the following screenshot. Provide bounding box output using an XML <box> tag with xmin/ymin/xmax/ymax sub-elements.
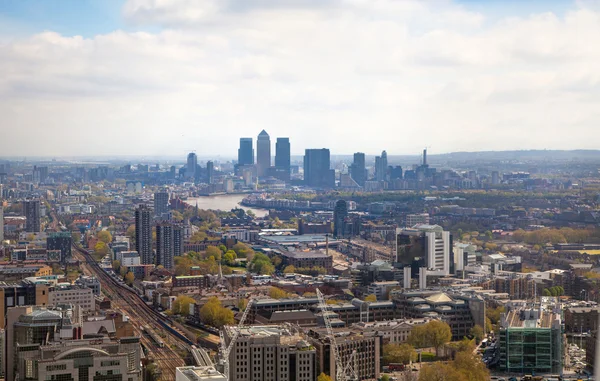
<box><xmin>498</xmin><ymin>303</ymin><xmax>563</xmax><ymax>374</ymax></box>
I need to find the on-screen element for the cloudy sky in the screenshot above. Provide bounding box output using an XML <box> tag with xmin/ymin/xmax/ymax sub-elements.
<box><xmin>0</xmin><ymin>0</ymin><xmax>598</xmax><ymax>157</ymax></box>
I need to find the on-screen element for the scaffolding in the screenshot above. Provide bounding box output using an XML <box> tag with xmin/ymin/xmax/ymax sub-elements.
<box><xmin>499</xmin><ymin>325</ymin><xmax>562</xmax><ymax>374</ymax></box>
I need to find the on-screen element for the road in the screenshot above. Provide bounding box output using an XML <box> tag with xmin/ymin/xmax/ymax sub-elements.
<box><xmin>73</xmin><ymin>245</ymin><xmax>187</xmax><ymax>381</ymax></box>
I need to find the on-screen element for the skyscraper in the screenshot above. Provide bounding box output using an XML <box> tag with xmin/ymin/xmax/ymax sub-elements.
<box><xmin>135</xmin><ymin>205</ymin><xmax>152</xmax><ymax>265</ymax></box>
<box><xmin>333</xmin><ymin>200</ymin><xmax>348</xmax><ymax>238</ymax></box>
<box><xmin>304</xmin><ymin>149</ymin><xmax>335</xmax><ymax>188</ymax></box>
<box><xmin>238</xmin><ymin>138</ymin><xmax>254</xmax><ymax>166</ymax></box>
<box><xmin>350</xmin><ymin>152</ymin><xmax>366</xmax><ymax>186</ymax></box>
<box><xmin>153</xmin><ymin>191</ymin><xmax>169</xmax><ymax>218</ymax></box>
<box><xmin>206</xmin><ymin>161</ymin><xmax>214</xmax><ymax>184</ymax></box>
<box><xmin>375</xmin><ymin>150</ymin><xmax>388</xmax><ymax>181</ymax></box>
<box><xmin>275</xmin><ymin>137</ymin><xmax>291</xmax><ymax>180</ymax></box>
<box><xmin>47</xmin><ymin>232</ymin><xmax>72</xmax><ymax>264</ymax></box>
<box><xmin>23</xmin><ymin>200</ymin><xmax>41</xmax><ymax>233</ymax></box>
<box><xmin>156</xmin><ymin>223</ymin><xmax>182</xmax><ymax>270</ymax></box>
<box><xmin>256</xmin><ymin>130</ymin><xmax>271</xmax><ymax>177</ymax></box>
<box><xmin>187</xmin><ymin>152</ymin><xmax>197</xmax><ymax>181</ymax></box>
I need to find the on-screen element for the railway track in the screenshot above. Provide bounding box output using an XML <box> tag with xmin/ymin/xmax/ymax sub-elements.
<box><xmin>73</xmin><ymin>245</ymin><xmax>187</xmax><ymax>380</ymax></box>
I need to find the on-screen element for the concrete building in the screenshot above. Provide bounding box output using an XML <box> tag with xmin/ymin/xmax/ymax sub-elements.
<box><xmin>304</xmin><ymin>149</ymin><xmax>335</xmax><ymax>188</ymax></box>
<box><xmin>206</xmin><ymin>161</ymin><xmax>214</xmax><ymax>184</ymax></box>
<box><xmin>0</xmin><ymin>264</ymin><xmax>53</xmax><ymax>281</ymax></box>
<box><xmin>238</xmin><ymin>137</ymin><xmax>254</xmax><ymax>166</ymax></box>
<box><xmin>405</xmin><ymin>213</ymin><xmax>429</xmax><ymax>227</ymax></box>
<box><xmin>396</xmin><ymin>224</ymin><xmax>453</xmax><ymax>277</ymax></box>
<box><xmin>498</xmin><ymin>305</ymin><xmax>563</xmax><ymax>374</ymax></box>
<box><xmin>564</xmin><ymin>306</ymin><xmax>599</xmax><ymax>333</ymax></box>
<box><xmin>0</xmin><ymin>280</ymin><xmax>50</xmax><ymax>329</ymax></box>
<box><xmin>223</xmin><ymin>325</ymin><xmax>316</xmax><ymax>381</ymax></box>
<box><xmin>23</xmin><ymin>200</ymin><xmax>41</xmax><ymax>232</ymax></box>
<box><xmin>75</xmin><ymin>275</ymin><xmax>102</xmax><ymax>296</ymax></box>
<box><xmin>49</xmin><ymin>284</ymin><xmax>94</xmax><ymax>311</ymax></box>
<box><xmin>135</xmin><ymin>205</ymin><xmax>153</xmax><ymax>265</ymax></box>
<box><xmin>333</xmin><ymin>200</ymin><xmax>348</xmax><ymax>239</ymax></box>
<box><xmin>352</xmin><ymin>318</ymin><xmax>432</xmax><ymax>345</ymax></box>
<box><xmin>367</xmin><ymin>281</ymin><xmax>400</xmax><ymax>301</ymax></box>
<box><xmin>256</xmin><ymin>130</ymin><xmax>271</xmax><ymax>177</ymax></box>
<box><xmin>172</xmin><ymin>275</ymin><xmax>209</xmax><ymax>289</ymax></box>
<box><xmin>156</xmin><ymin>223</ymin><xmax>183</xmax><ymax>270</ymax></box>
<box><xmin>308</xmin><ymin>328</ymin><xmax>380</xmax><ymax>381</ymax></box>
<box><xmin>118</xmin><ymin>251</ymin><xmax>141</xmax><ymax>267</ymax></box>
<box><xmin>350</xmin><ymin>152</ymin><xmax>366</xmax><ymax>187</ymax></box>
<box><xmin>177</xmin><ymin>366</ymin><xmax>226</xmax><ymax>381</ymax></box>
<box><xmin>17</xmin><ymin>337</ymin><xmax>142</xmax><ymax>381</ymax></box>
<box><xmin>454</xmin><ymin>243</ymin><xmax>477</xmax><ymax>272</ymax></box>
<box><xmin>47</xmin><ymin>232</ymin><xmax>72</xmax><ymax>264</ymax></box>
<box><xmin>154</xmin><ymin>191</ymin><xmax>170</xmax><ymax>218</ymax></box>
<box><xmin>393</xmin><ymin>290</ymin><xmax>485</xmax><ymax>340</ymax></box>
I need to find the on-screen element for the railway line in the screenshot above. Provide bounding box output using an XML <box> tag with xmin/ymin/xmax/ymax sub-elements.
<box><xmin>73</xmin><ymin>244</ymin><xmax>187</xmax><ymax>381</ymax></box>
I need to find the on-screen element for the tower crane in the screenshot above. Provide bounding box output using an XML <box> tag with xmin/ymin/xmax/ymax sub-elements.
<box><xmin>316</xmin><ymin>288</ymin><xmax>346</xmax><ymax>381</ymax></box>
<box><xmin>219</xmin><ymin>298</ymin><xmax>254</xmax><ymax>380</ymax></box>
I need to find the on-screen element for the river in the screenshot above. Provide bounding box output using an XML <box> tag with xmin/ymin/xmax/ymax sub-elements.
<box><xmin>184</xmin><ymin>194</ymin><xmax>269</xmax><ymax>217</ymax></box>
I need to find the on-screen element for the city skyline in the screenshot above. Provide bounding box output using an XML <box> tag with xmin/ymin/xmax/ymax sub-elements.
<box><xmin>2</xmin><ymin>0</ymin><xmax>600</xmax><ymax>156</ymax></box>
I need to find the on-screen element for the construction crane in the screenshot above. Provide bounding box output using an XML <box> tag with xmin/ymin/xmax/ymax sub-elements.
<box><xmin>316</xmin><ymin>288</ymin><xmax>346</xmax><ymax>381</ymax></box>
<box><xmin>342</xmin><ymin>350</ymin><xmax>359</xmax><ymax>381</ymax></box>
<box><xmin>219</xmin><ymin>298</ymin><xmax>254</xmax><ymax>380</ymax></box>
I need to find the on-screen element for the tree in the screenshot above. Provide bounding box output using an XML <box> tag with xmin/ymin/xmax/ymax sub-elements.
<box><xmin>317</xmin><ymin>373</ymin><xmax>332</xmax><ymax>381</ymax></box>
<box><xmin>199</xmin><ymin>297</ymin><xmax>234</xmax><ymax>328</ymax></box>
<box><xmin>125</xmin><ymin>271</ymin><xmax>135</xmax><ymax>285</ymax></box>
<box><xmin>112</xmin><ymin>260</ymin><xmax>121</xmax><ymax>272</ymax></box>
<box><xmin>383</xmin><ymin>343</ymin><xmax>417</xmax><ymax>365</ymax></box>
<box><xmin>380</xmin><ymin>375</ymin><xmax>390</xmax><ymax>381</ymax></box>
<box><xmin>190</xmin><ymin>231</ymin><xmax>208</xmax><ymax>243</ymax></box>
<box><xmin>173</xmin><ymin>295</ymin><xmax>195</xmax><ymax>316</ymax></box>
<box><xmin>419</xmin><ymin>363</ymin><xmax>463</xmax><ymax>381</ymax></box>
<box><xmin>283</xmin><ymin>265</ymin><xmax>296</xmax><ymax>274</ymax></box>
<box><xmin>223</xmin><ymin>250</ymin><xmax>237</xmax><ymax>266</ymax></box>
<box><xmin>126</xmin><ymin>225</ymin><xmax>136</xmax><ymax>241</ymax></box>
<box><xmin>232</xmin><ymin>242</ymin><xmax>254</xmax><ymax>260</ymax></box>
<box><xmin>237</xmin><ymin>298</ymin><xmax>248</xmax><ymax>311</ymax></box>
<box><xmin>97</xmin><ymin>230</ymin><xmax>113</xmax><ymax>244</ymax></box>
<box><xmin>470</xmin><ymin>325</ymin><xmax>484</xmax><ymax>342</ymax></box>
<box><xmin>269</xmin><ymin>287</ymin><xmax>289</xmax><ymax>299</ymax></box>
<box><xmin>408</xmin><ymin>320</ymin><xmax>452</xmax><ymax>356</ymax></box>
<box><xmin>364</xmin><ymin>294</ymin><xmax>377</xmax><ymax>302</ymax></box>
<box><xmin>271</xmin><ymin>255</ymin><xmax>282</xmax><ymax>268</ymax></box>
<box><xmin>94</xmin><ymin>242</ymin><xmax>109</xmax><ymax>256</ymax></box>
<box><xmin>250</xmin><ymin>253</ymin><xmax>275</xmax><ymax>275</ymax></box>
<box><xmin>72</xmin><ymin>231</ymin><xmax>81</xmax><ymax>245</ymax></box>
<box><xmin>205</xmin><ymin>246</ymin><xmax>222</xmax><ymax>260</ymax></box>
<box><xmin>543</xmin><ymin>288</ymin><xmax>552</xmax><ymax>296</ymax></box>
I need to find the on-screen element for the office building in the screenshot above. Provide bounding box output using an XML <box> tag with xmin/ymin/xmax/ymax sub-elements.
<box><xmin>207</xmin><ymin>161</ymin><xmax>214</xmax><ymax>184</ymax></box>
<box><xmin>0</xmin><ymin>279</ymin><xmax>51</xmax><ymax>329</ymax></box>
<box><xmin>304</xmin><ymin>149</ymin><xmax>335</xmax><ymax>188</ymax></box>
<box><xmin>49</xmin><ymin>284</ymin><xmax>94</xmax><ymax>311</ymax></box>
<box><xmin>454</xmin><ymin>243</ymin><xmax>477</xmax><ymax>272</ymax></box>
<box><xmin>17</xmin><ymin>336</ymin><xmax>142</xmax><ymax>381</ymax></box>
<box><xmin>396</xmin><ymin>224</ymin><xmax>453</xmax><ymax>276</ymax></box>
<box><xmin>156</xmin><ymin>223</ymin><xmax>183</xmax><ymax>270</ymax></box>
<box><xmin>0</xmin><ymin>205</ymin><xmax>4</xmax><ymax>243</ymax></box>
<box><xmin>564</xmin><ymin>307</ymin><xmax>599</xmax><ymax>333</ymax></box>
<box><xmin>350</xmin><ymin>152</ymin><xmax>366</xmax><ymax>186</ymax></box>
<box><xmin>75</xmin><ymin>275</ymin><xmax>102</xmax><ymax>296</ymax></box>
<box><xmin>333</xmin><ymin>200</ymin><xmax>348</xmax><ymax>238</ymax></box>
<box><xmin>187</xmin><ymin>152</ymin><xmax>198</xmax><ymax>180</ymax></box>
<box><xmin>33</xmin><ymin>165</ymin><xmax>49</xmax><ymax>183</ymax></box>
<box><xmin>135</xmin><ymin>205</ymin><xmax>153</xmax><ymax>265</ymax></box>
<box><xmin>224</xmin><ymin>325</ymin><xmax>316</xmax><ymax>381</ymax></box>
<box><xmin>256</xmin><ymin>130</ymin><xmax>271</xmax><ymax>177</ymax></box>
<box><xmin>177</xmin><ymin>366</ymin><xmax>226</xmax><ymax>381</ymax></box>
<box><xmin>23</xmin><ymin>200</ymin><xmax>41</xmax><ymax>233</ymax></box>
<box><xmin>154</xmin><ymin>191</ymin><xmax>170</xmax><ymax>218</ymax></box>
<box><xmin>275</xmin><ymin>137</ymin><xmax>291</xmax><ymax>180</ymax></box>
<box><xmin>375</xmin><ymin>150</ymin><xmax>388</xmax><ymax>182</ymax></box>
<box><xmin>238</xmin><ymin>137</ymin><xmax>254</xmax><ymax>166</ymax></box>
<box><xmin>393</xmin><ymin>290</ymin><xmax>485</xmax><ymax>340</ymax></box>
<box><xmin>308</xmin><ymin>328</ymin><xmax>380</xmax><ymax>381</ymax></box>
<box><xmin>47</xmin><ymin>232</ymin><xmax>72</xmax><ymax>264</ymax></box>
<box><xmin>405</xmin><ymin>213</ymin><xmax>429</xmax><ymax>227</ymax></box>
<box><xmin>352</xmin><ymin>318</ymin><xmax>432</xmax><ymax>345</ymax></box>
<box><xmin>280</xmin><ymin>251</ymin><xmax>333</xmax><ymax>273</ymax></box>
<box><xmin>499</xmin><ymin>305</ymin><xmax>562</xmax><ymax>374</ymax></box>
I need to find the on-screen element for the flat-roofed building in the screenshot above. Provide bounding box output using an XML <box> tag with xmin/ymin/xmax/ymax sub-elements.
<box><xmin>176</xmin><ymin>366</ymin><xmax>226</xmax><ymax>381</ymax></box>
<box><xmin>352</xmin><ymin>317</ymin><xmax>432</xmax><ymax>344</ymax></box>
<box><xmin>280</xmin><ymin>251</ymin><xmax>333</xmax><ymax>272</ymax></box>
<box><xmin>49</xmin><ymin>284</ymin><xmax>94</xmax><ymax>311</ymax></box>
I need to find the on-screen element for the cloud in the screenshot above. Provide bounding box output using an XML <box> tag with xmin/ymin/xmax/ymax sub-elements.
<box><xmin>0</xmin><ymin>0</ymin><xmax>599</xmax><ymax>157</ymax></box>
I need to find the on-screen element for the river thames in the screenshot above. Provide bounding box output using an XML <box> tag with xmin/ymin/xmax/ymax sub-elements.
<box><xmin>184</xmin><ymin>194</ymin><xmax>268</xmax><ymax>217</ymax></box>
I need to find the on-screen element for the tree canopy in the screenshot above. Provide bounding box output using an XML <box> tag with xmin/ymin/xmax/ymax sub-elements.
<box><xmin>408</xmin><ymin>320</ymin><xmax>452</xmax><ymax>356</ymax></box>
<box><xmin>172</xmin><ymin>295</ymin><xmax>195</xmax><ymax>316</ymax></box>
<box><xmin>383</xmin><ymin>343</ymin><xmax>417</xmax><ymax>365</ymax></box>
<box><xmin>364</xmin><ymin>294</ymin><xmax>377</xmax><ymax>302</ymax></box>
<box><xmin>97</xmin><ymin>230</ymin><xmax>113</xmax><ymax>244</ymax></box>
<box><xmin>199</xmin><ymin>297</ymin><xmax>234</xmax><ymax>328</ymax></box>
<box><xmin>250</xmin><ymin>253</ymin><xmax>275</xmax><ymax>275</ymax></box>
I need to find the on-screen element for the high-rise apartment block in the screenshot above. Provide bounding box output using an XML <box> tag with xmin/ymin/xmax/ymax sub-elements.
<box><xmin>154</xmin><ymin>191</ymin><xmax>170</xmax><ymax>218</ymax></box>
<box><xmin>135</xmin><ymin>205</ymin><xmax>153</xmax><ymax>265</ymax></box>
<box><xmin>224</xmin><ymin>325</ymin><xmax>316</xmax><ymax>381</ymax></box>
<box><xmin>187</xmin><ymin>152</ymin><xmax>198</xmax><ymax>180</ymax></box>
<box><xmin>304</xmin><ymin>149</ymin><xmax>335</xmax><ymax>188</ymax></box>
<box><xmin>275</xmin><ymin>137</ymin><xmax>291</xmax><ymax>180</ymax></box>
<box><xmin>238</xmin><ymin>138</ymin><xmax>254</xmax><ymax>166</ymax></box>
<box><xmin>156</xmin><ymin>223</ymin><xmax>183</xmax><ymax>270</ymax></box>
<box><xmin>0</xmin><ymin>205</ymin><xmax>4</xmax><ymax>243</ymax></box>
<box><xmin>375</xmin><ymin>150</ymin><xmax>388</xmax><ymax>182</ymax></box>
<box><xmin>256</xmin><ymin>130</ymin><xmax>271</xmax><ymax>177</ymax></box>
<box><xmin>23</xmin><ymin>200</ymin><xmax>41</xmax><ymax>233</ymax></box>
<box><xmin>333</xmin><ymin>200</ymin><xmax>348</xmax><ymax>238</ymax></box>
<box><xmin>206</xmin><ymin>161</ymin><xmax>214</xmax><ymax>184</ymax></box>
<box><xmin>350</xmin><ymin>152</ymin><xmax>366</xmax><ymax>186</ymax></box>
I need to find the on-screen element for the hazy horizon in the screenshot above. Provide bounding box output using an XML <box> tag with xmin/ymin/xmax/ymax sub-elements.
<box><xmin>2</xmin><ymin>0</ymin><xmax>600</xmax><ymax>156</ymax></box>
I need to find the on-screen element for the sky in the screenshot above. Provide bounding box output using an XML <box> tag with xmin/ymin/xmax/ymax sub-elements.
<box><xmin>0</xmin><ymin>0</ymin><xmax>599</xmax><ymax>157</ymax></box>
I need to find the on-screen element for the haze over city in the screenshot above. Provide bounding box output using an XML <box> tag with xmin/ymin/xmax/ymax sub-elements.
<box><xmin>2</xmin><ymin>0</ymin><xmax>600</xmax><ymax>156</ymax></box>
